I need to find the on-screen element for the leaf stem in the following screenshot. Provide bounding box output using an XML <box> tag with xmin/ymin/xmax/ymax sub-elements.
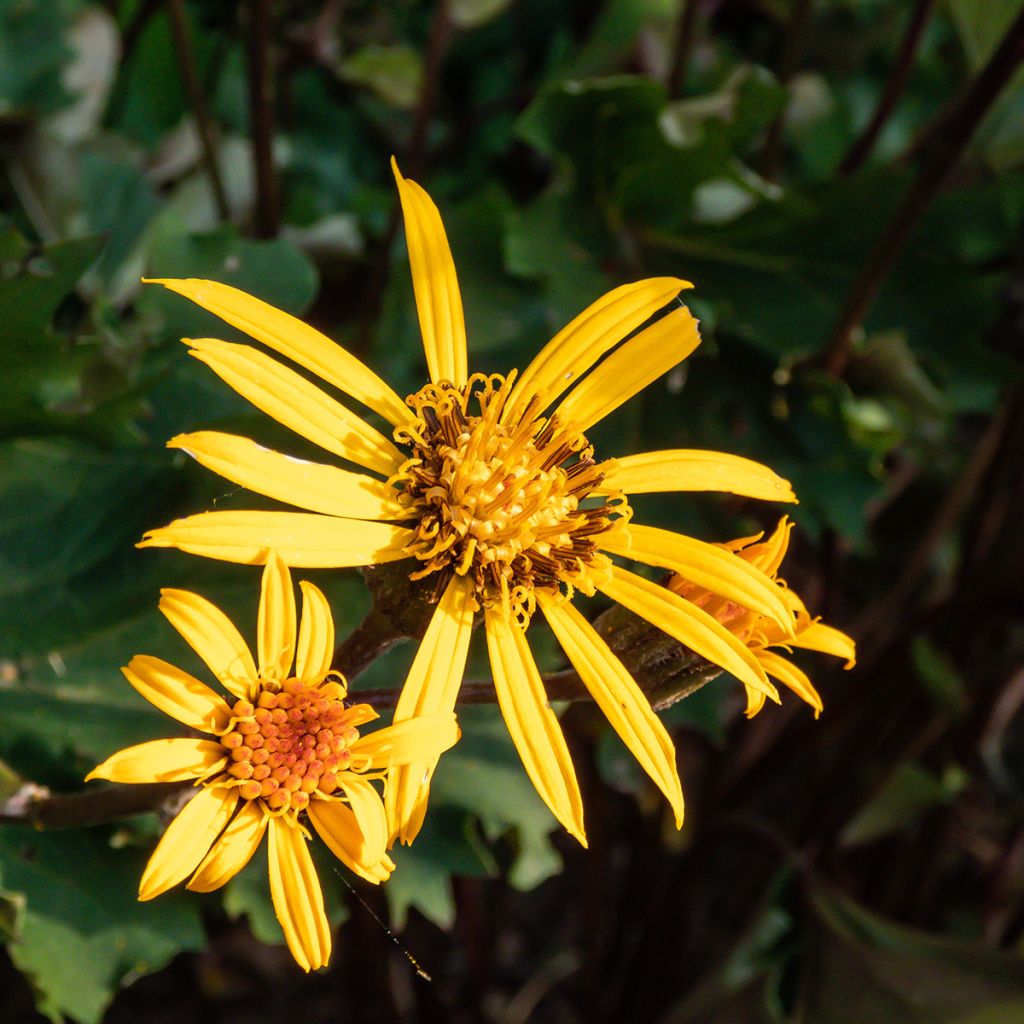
<box><xmin>666</xmin><ymin>0</ymin><xmax>699</xmax><ymax>100</ymax></box>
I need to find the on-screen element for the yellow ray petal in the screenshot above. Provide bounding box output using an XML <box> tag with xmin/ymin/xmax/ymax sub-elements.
<box><xmin>601</xmin><ymin>524</ymin><xmax>792</xmax><ymax>633</ymax></box>
<box><xmin>168</xmin><ymin>432</ymin><xmax>408</xmax><ymax>522</ymax></box>
<box><xmin>267</xmin><ymin>817</ymin><xmax>331</xmax><ymax>972</ymax></box>
<box><xmin>538</xmin><ymin>594</ymin><xmax>684</xmax><ymax>827</ymax></box>
<box><xmin>484</xmin><ymin>604</ymin><xmax>586</xmax><ymax>844</ymax></box>
<box><xmin>790</xmin><ymin>621</ymin><xmax>857</xmax><ymax>668</ymax></box>
<box><xmin>743</xmin><ymin>684</ymin><xmax>768</xmax><ymax>718</ymax></box>
<box><xmin>351</xmin><ymin>713</ymin><xmax>460</xmax><ymax>769</ymax></box>
<box><xmin>553</xmin><ymin>305</ymin><xmax>700</xmax><ymax>434</ymax></box>
<box><xmin>392</xmin><ymin>159</ymin><xmax>467</xmax><ymax>386</ymax></box>
<box><xmin>386</xmin><ymin>576</ymin><xmax>475</xmax><ymax>845</ymax></box>
<box><xmin>139</xmin><ymin>511</ymin><xmax>414</xmax><ymax>567</ymax></box>
<box><xmin>122</xmin><ymin>655</ymin><xmax>232</xmax><ymax>732</ymax></box>
<box><xmin>308</xmin><ymin>801</ymin><xmax>395</xmax><ymax>885</ymax></box>
<box><xmin>188</xmin><ymin>801</ymin><xmax>268</xmax><ymax>892</ymax></box>
<box><xmin>87</xmin><ymin>738</ymin><xmax>226</xmax><ymax>784</ymax></box>
<box><xmin>506</xmin><ymin>277</ymin><xmax>690</xmax><ymax>419</ymax></box>
<box><xmin>295</xmin><ymin>581</ymin><xmax>335</xmax><ymax>684</ymax></box>
<box><xmin>158</xmin><ymin>589</ymin><xmax>256</xmax><ymax>701</ymax></box>
<box><xmin>745</xmin><ymin>517</ymin><xmax>795</xmax><ymax>575</ymax></box>
<box><xmin>759</xmin><ymin>649</ymin><xmax>823</xmax><ymax>716</ymax></box>
<box><xmin>258</xmin><ymin>552</ymin><xmax>296</xmax><ymax>681</ymax></box>
<box><xmin>597</xmin><ymin>449</ymin><xmax>796</xmax><ymax>504</ymax></box>
<box><xmin>339</xmin><ymin>776</ymin><xmax>389</xmax><ymax>868</ymax></box>
<box><xmin>139</xmin><ymin>786</ymin><xmax>238</xmax><ymax>901</ymax></box>
<box><xmin>187</xmin><ymin>339</ymin><xmax>403</xmax><ymax>477</ymax></box>
<box><xmin>600</xmin><ymin>566</ymin><xmax>779</xmax><ymax>703</ymax></box>
<box><xmin>147</xmin><ymin>278</ymin><xmax>410</xmax><ymax>427</ymax></box>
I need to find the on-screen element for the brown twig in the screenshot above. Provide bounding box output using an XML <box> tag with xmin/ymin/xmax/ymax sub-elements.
<box><xmin>246</xmin><ymin>0</ymin><xmax>280</xmax><ymax>238</ymax></box>
<box><xmin>166</xmin><ymin>0</ymin><xmax>231</xmax><ymax>221</ymax></box>
<box><xmin>666</xmin><ymin>0</ymin><xmax>699</xmax><ymax>100</ymax></box>
<box><xmin>760</xmin><ymin>0</ymin><xmax>815</xmax><ymax>182</ymax></box>
<box><xmin>0</xmin><ymin>782</ymin><xmax>187</xmax><ymax>830</ymax></box>
<box><xmin>839</xmin><ymin>0</ymin><xmax>938</xmax><ymax>176</ymax></box>
<box><xmin>820</xmin><ymin>6</ymin><xmax>1024</xmax><ymax>377</ymax></box>
<box><xmin>408</xmin><ymin>0</ymin><xmax>452</xmax><ymax>178</ymax></box>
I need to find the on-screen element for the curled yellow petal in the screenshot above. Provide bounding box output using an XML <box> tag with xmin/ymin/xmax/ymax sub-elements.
<box><xmin>158</xmin><ymin>589</ymin><xmax>256</xmax><ymax>700</ymax></box>
<box><xmin>122</xmin><ymin>655</ymin><xmax>231</xmax><ymax>732</ymax></box>
<box><xmin>392</xmin><ymin>159</ymin><xmax>467</xmax><ymax>386</ymax></box>
<box><xmin>790</xmin><ymin>621</ymin><xmax>857</xmax><ymax>669</ymax></box>
<box><xmin>187</xmin><ymin>338</ymin><xmax>404</xmax><ymax>476</ymax></box>
<box><xmin>386</xmin><ymin>576</ymin><xmax>474</xmax><ymax>846</ymax></box>
<box><xmin>507</xmin><ymin>277</ymin><xmax>690</xmax><ymax>419</ymax></box>
<box><xmin>168</xmin><ymin>431</ymin><xmax>408</xmax><ymax>522</ymax></box>
<box><xmin>267</xmin><ymin>817</ymin><xmax>331</xmax><ymax>972</ymax></box>
<box><xmin>600</xmin><ymin>566</ymin><xmax>779</xmax><ymax>703</ymax></box>
<box><xmin>601</xmin><ymin>524</ymin><xmax>792</xmax><ymax>633</ymax></box>
<box><xmin>295</xmin><ymin>581</ymin><xmax>335</xmax><ymax>685</ymax></box>
<box><xmin>484</xmin><ymin>603</ymin><xmax>586</xmax><ymax>846</ymax></box>
<box><xmin>759</xmin><ymin>649</ymin><xmax>823</xmax><ymax>716</ymax></box>
<box><xmin>187</xmin><ymin>800</ymin><xmax>268</xmax><ymax>893</ymax></box>
<box><xmin>139</xmin><ymin>510</ymin><xmax>415</xmax><ymax>567</ymax></box>
<box><xmin>308</xmin><ymin>800</ymin><xmax>395</xmax><ymax>885</ymax></box>
<box><xmin>87</xmin><ymin>738</ymin><xmax>226</xmax><ymax>784</ymax></box>
<box><xmin>258</xmin><ymin>552</ymin><xmax>296</xmax><ymax>682</ymax></box>
<box><xmin>351</xmin><ymin>713</ymin><xmax>460</xmax><ymax>769</ymax></box>
<box><xmin>539</xmin><ymin>594</ymin><xmax>683</xmax><ymax>828</ymax></box>
<box><xmin>339</xmin><ymin>776</ymin><xmax>389</xmax><ymax>868</ymax></box>
<box><xmin>554</xmin><ymin>305</ymin><xmax>700</xmax><ymax>433</ymax></box>
<box><xmin>139</xmin><ymin>786</ymin><xmax>238</xmax><ymax>901</ymax></box>
<box><xmin>597</xmin><ymin>449</ymin><xmax>796</xmax><ymax>504</ymax></box>
<box><xmin>147</xmin><ymin>278</ymin><xmax>410</xmax><ymax>427</ymax></box>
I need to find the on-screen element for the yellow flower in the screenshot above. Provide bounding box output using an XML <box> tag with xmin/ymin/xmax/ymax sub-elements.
<box><xmin>139</xmin><ymin>160</ymin><xmax>799</xmax><ymax>847</ymax></box>
<box><xmin>670</xmin><ymin>517</ymin><xmax>856</xmax><ymax>718</ymax></box>
<box><xmin>86</xmin><ymin>552</ymin><xmax>458</xmax><ymax>971</ymax></box>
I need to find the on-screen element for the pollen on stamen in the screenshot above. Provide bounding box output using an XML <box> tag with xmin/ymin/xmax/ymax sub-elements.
<box><xmin>216</xmin><ymin>682</ymin><xmax>368</xmax><ymax>815</ymax></box>
<box><xmin>393</xmin><ymin>372</ymin><xmax>630</xmax><ymax>624</ymax></box>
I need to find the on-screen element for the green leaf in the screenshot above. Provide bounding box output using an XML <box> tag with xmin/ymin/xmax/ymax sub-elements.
<box><xmin>803</xmin><ymin>883</ymin><xmax>1024</xmax><ymax>1023</ymax></box>
<box><xmin>0</xmin><ymin>0</ymin><xmax>74</xmax><ymax>118</ymax></box>
<box><xmin>451</xmin><ymin>0</ymin><xmax>512</xmax><ymax>29</ymax></box>
<box><xmin>341</xmin><ymin>45</ymin><xmax>423</xmax><ymax>110</ymax></box>
<box><xmin>0</xmin><ymin>826</ymin><xmax>204</xmax><ymax>1024</ymax></box>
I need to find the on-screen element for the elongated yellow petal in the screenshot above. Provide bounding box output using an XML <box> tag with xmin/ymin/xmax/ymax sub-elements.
<box><xmin>187</xmin><ymin>339</ymin><xmax>404</xmax><ymax>477</ymax></box>
<box><xmin>339</xmin><ymin>776</ymin><xmax>389</xmax><ymax>868</ymax></box>
<box><xmin>759</xmin><ymin>649</ymin><xmax>823</xmax><ymax>715</ymax></box>
<box><xmin>538</xmin><ymin>594</ymin><xmax>684</xmax><ymax>827</ymax></box>
<box><xmin>597</xmin><ymin>449</ymin><xmax>796</xmax><ymax>504</ymax></box>
<box><xmin>308</xmin><ymin>801</ymin><xmax>395</xmax><ymax>885</ymax></box>
<box><xmin>158</xmin><ymin>589</ymin><xmax>256</xmax><ymax>700</ymax></box>
<box><xmin>139</xmin><ymin>786</ymin><xmax>238</xmax><ymax>901</ymax></box>
<box><xmin>351</xmin><ymin>713</ymin><xmax>460</xmax><ymax>769</ymax></box>
<box><xmin>139</xmin><ymin>511</ymin><xmax>414</xmax><ymax>567</ymax></box>
<box><xmin>392</xmin><ymin>159</ymin><xmax>467</xmax><ymax>386</ymax></box>
<box><xmin>745</xmin><ymin>517</ymin><xmax>794</xmax><ymax>575</ymax></box>
<box><xmin>122</xmin><ymin>655</ymin><xmax>232</xmax><ymax>732</ymax></box>
<box><xmin>386</xmin><ymin>576</ymin><xmax>475</xmax><ymax>845</ymax></box>
<box><xmin>267</xmin><ymin>817</ymin><xmax>331</xmax><ymax>972</ymax></box>
<box><xmin>258</xmin><ymin>552</ymin><xmax>296</xmax><ymax>681</ymax></box>
<box><xmin>743</xmin><ymin>684</ymin><xmax>768</xmax><ymax>718</ymax></box>
<box><xmin>188</xmin><ymin>801</ymin><xmax>268</xmax><ymax>892</ymax></box>
<box><xmin>484</xmin><ymin>604</ymin><xmax>586</xmax><ymax>844</ymax></box>
<box><xmin>554</xmin><ymin>305</ymin><xmax>700</xmax><ymax>433</ymax></box>
<box><xmin>147</xmin><ymin>278</ymin><xmax>410</xmax><ymax>427</ymax></box>
<box><xmin>601</xmin><ymin>524</ymin><xmax>792</xmax><ymax>632</ymax></box>
<box><xmin>168</xmin><ymin>432</ymin><xmax>407</xmax><ymax>522</ymax></box>
<box><xmin>87</xmin><ymin>738</ymin><xmax>226</xmax><ymax>784</ymax></box>
<box><xmin>600</xmin><ymin>566</ymin><xmax>779</xmax><ymax>702</ymax></box>
<box><xmin>295</xmin><ymin>581</ymin><xmax>335</xmax><ymax>684</ymax></box>
<box><xmin>506</xmin><ymin>277</ymin><xmax>690</xmax><ymax>419</ymax></box>
<box><xmin>790</xmin><ymin>621</ymin><xmax>856</xmax><ymax>668</ymax></box>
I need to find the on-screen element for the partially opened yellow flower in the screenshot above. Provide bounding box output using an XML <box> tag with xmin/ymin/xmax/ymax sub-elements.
<box><xmin>86</xmin><ymin>552</ymin><xmax>458</xmax><ymax>971</ymax></box>
<box><xmin>139</xmin><ymin>160</ymin><xmax>800</xmax><ymax>847</ymax></box>
<box><xmin>671</xmin><ymin>517</ymin><xmax>856</xmax><ymax>718</ymax></box>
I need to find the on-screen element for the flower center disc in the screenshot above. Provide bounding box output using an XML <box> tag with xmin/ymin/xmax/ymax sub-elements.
<box><xmin>220</xmin><ymin>680</ymin><xmax>360</xmax><ymax>813</ymax></box>
<box><xmin>394</xmin><ymin>373</ymin><xmax>627</xmax><ymax>623</ymax></box>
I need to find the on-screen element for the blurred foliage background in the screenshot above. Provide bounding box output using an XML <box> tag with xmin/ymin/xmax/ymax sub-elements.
<box><xmin>2</xmin><ymin>0</ymin><xmax>1024</xmax><ymax>1020</ymax></box>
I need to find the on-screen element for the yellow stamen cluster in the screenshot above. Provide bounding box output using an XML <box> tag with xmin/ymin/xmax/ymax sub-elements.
<box><xmin>219</xmin><ymin>680</ymin><xmax>361</xmax><ymax>814</ymax></box>
<box><xmin>393</xmin><ymin>373</ymin><xmax>626</xmax><ymax>624</ymax></box>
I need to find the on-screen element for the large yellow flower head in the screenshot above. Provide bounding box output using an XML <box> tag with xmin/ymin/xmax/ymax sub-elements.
<box><xmin>671</xmin><ymin>517</ymin><xmax>857</xmax><ymax>718</ymax></box>
<box><xmin>86</xmin><ymin>552</ymin><xmax>458</xmax><ymax>971</ymax></box>
<box><xmin>139</xmin><ymin>160</ymin><xmax>800</xmax><ymax>847</ymax></box>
